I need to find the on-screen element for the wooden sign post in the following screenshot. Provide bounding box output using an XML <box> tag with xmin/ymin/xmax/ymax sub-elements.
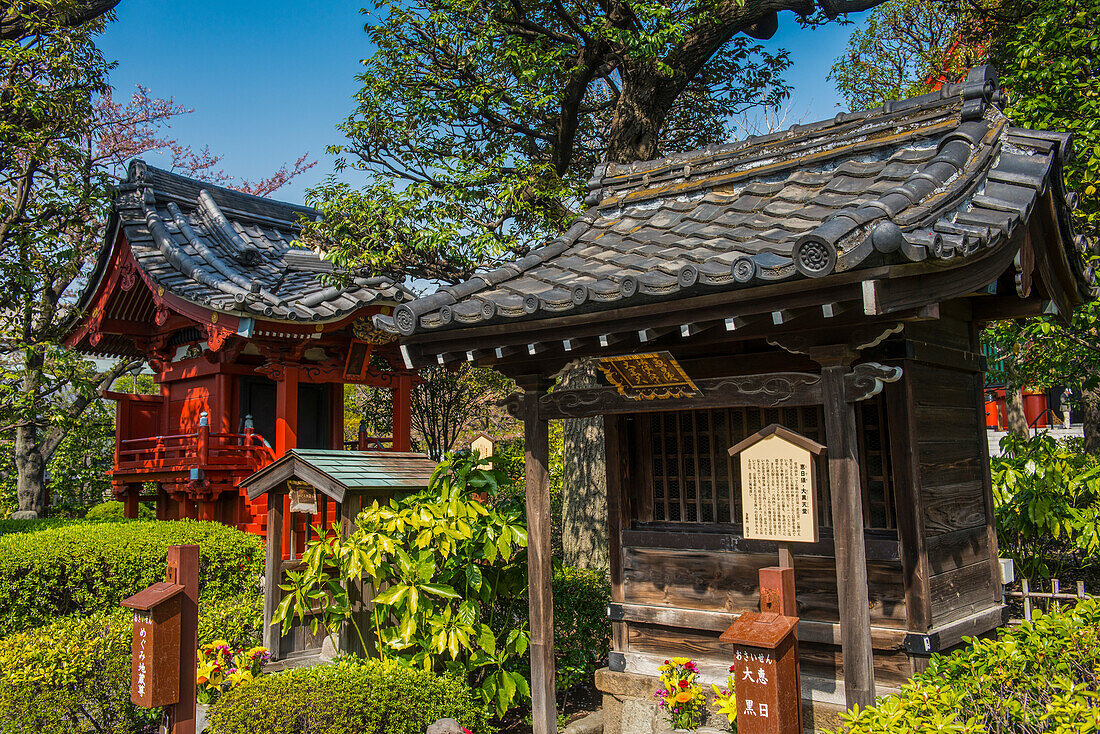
<box><xmin>726</xmin><ymin>425</ymin><xmax>826</xmax><ymax>734</ymax></box>
<box><xmin>122</xmin><ymin>544</ymin><xmax>199</xmax><ymax>734</ymax></box>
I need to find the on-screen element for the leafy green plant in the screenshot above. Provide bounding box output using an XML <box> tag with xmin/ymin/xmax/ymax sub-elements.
<box><xmin>0</xmin><ymin>519</ymin><xmax>264</xmax><ymax>633</ymax></box>
<box><xmin>0</xmin><ymin>609</ymin><xmax>157</xmax><ymax>734</ymax></box>
<box><xmin>833</xmin><ymin>598</ymin><xmax>1100</xmax><ymax>733</ymax></box>
<box><xmin>274</xmin><ymin>452</ymin><xmax>530</xmax><ymax>717</ymax></box>
<box><xmin>991</xmin><ymin>432</ymin><xmax>1100</xmax><ymax>577</ymax></box>
<box><xmin>206</xmin><ymin>658</ymin><xmax>489</xmax><ymax>734</ymax></box>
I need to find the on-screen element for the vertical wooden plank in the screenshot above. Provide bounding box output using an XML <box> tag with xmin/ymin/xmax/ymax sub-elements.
<box><xmin>691</xmin><ymin>412</ymin><xmax>704</xmax><ymax>523</ymax></box>
<box><xmin>605</xmin><ymin>414</ymin><xmax>627</xmax><ymax>653</ymax></box>
<box><xmin>523</xmin><ymin>387</ymin><xmax>556</xmax><ymax>734</ymax></box>
<box><xmin>885</xmin><ymin>362</ymin><xmax>932</xmax><ymax>636</ymax></box>
<box><xmin>970</xmin><ymin>326</ymin><xmax>1004</xmax><ymax>603</ymax></box>
<box><xmin>330</xmin><ymin>383</ymin><xmax>345</xmax><ymax>450</ymax></box>
<box><xmin>340</xmin><ymin>494</ymin><xmax>365</xmax><ymax>657</ymax></box>
<box><xmin>822</xmin><ymin>364</ymin><xmax>876</xmax><ymax>709</ymax></box>
<box><xmin>264</xmin><ymin>489</ymin><xmax>284</xmax><ymax>658</ymax></box>
<box><xmin>167</xmin><ymin>544</ymin><xmax>199</xmax><ymax>734</ymax></box>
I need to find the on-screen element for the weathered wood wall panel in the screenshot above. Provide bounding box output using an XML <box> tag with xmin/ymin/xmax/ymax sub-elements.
<box><xmin>905</xmin><ymin>344</ymin><xmax>1001</xmax><ymax>629</ymax></box>
<box><xmin>621</xmin><ymin>546</ymin><xmax>907</xmax><ymax>628</ymax></box>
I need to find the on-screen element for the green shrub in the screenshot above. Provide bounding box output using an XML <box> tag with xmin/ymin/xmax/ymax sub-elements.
<box><xmin>85</xmin><ymin>500</ymin><xmax>156</xmax><ymax>521</ymax></box>
<box><xmin>207</xmin><ymin>658</ymin><xmax>489</xmax><ymax>734</ymax></box>
<box><xmin>834</xmin><ymin>598</ymin><xmax>1100</xmax><ymax>733</ymax></box>
<box><xmin>992</xmin><ymin>432</ymin><xmax>1100</xmax><ymax>577</ymax></box>
<box><xmin>199</xmin><ymin>592</ymin><xmax>264</xmax><ymax>649</ymax></box>
<box><xmin>0</xmin><ymin>519</ymin><xmax>264</xmax><ymax>633</ymax></box>
<box><xmin>0</xmin><ymin>517</ymin><xmax>101</xmax><ymax>535</ymax></box>
<box><xmin>551</xmin><ymin>566</ymin><xmax>611</xmax><ymax>691</ymax></box>
<box><xmin>0</xmin><ymin>609</ymin><xmax>157</xmax><ymax>734</ymax></box>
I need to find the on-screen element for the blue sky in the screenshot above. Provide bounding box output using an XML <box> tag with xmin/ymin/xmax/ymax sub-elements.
<box><xmin>99</xmin><ymin>2</ymin><xmax>866</xmax><ymax>203</ymax></box>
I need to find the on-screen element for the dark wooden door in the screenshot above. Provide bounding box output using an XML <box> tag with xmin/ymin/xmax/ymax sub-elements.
<box><xmin>239</xmin><ymin>378</ymin><xmax>276</xmax><ymax>447</ymax></box>
<box><xmin>296</xmin><ymin>383</ymin><xmax>331</xmax><ymax>449</ymax></box>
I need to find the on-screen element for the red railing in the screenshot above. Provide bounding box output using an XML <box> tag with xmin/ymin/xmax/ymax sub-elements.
<box><xmin>115</xmin><ymin>419</ymin><xmax>276</xmax><ymax>480</ymax></box>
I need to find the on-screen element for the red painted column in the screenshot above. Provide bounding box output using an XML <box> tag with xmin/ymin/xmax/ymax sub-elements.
<box><xmin>214</xmin><ymin>371</ymin><xmax>233</xmax><ymax>433</ymax></box>
<box><xmin>275</xmin><ymin>368</ymin><xmax>299</xmax><ymax>455</ymax></box>
<box><xmin>275</xmin><ymin>368</ymin><xmax>298</xmax><ymax>560</ymax></box>
<box><xmin>391</xmin><ymin>374</ymin><xmax>412</xmax><ymax>452</ymax></box>
<box><xmin>124</xmin><ymin>485</ymin><xmax>139</xmax><ymax>519</ymax></box>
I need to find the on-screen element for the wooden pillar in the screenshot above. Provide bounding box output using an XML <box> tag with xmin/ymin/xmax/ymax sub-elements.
<box><xmin>215</xmin><ymin>372</ymin><xmax>232</xmax><ymax>433</ymax></box>
<box><xmin>275</xmin><ymin>368</ymin><xmax>299</xmax><ymax>455</ymax></box>
<box><xmin>124</xmin><ymin>485</ymin><xmax>139</xmax><ymax>519</ymax></box>
<box><xmin>821</xmin><ymin>362</ymin><xmax>876</xmax><ymax>709</ymax></box>
<box><xmin>391</xmin><ymin>374</ymin><xmax>412</xmax><ymax>452</ymax></box>
<box><xmin>522</xmin><ymin>384</ymin><xmax>557</xmax><ymax>734</ymax></box>
<box><xmin>166</xmin><ymin>544</ymin><xmax>199</xmax><ymax>734</ymax></box>
<box><xmin>331</xmin><ymin>383</ymin><xmax>345</xmax><ymax>450</ymax></box>
<box><xmin>263</xmin><ymin>488</ymin><xmax>284</xmax><ymax>659</ymax></box>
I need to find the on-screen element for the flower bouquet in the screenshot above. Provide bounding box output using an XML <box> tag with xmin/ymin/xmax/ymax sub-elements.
<box><xmin>655</xmin><ymin>657</ymin><xmax>706</xmax><ymax>730</ymax></box>
<box><xmin>196</xmin><ymin>640</ymin><xmax>269</xmax><ymax>704</ymax></box>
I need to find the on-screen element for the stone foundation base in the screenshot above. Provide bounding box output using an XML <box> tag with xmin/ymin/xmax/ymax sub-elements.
<box><xmin>595</xmin><ymin>668</ymin><xmax>849</xmax><ymax>734</ymax></box>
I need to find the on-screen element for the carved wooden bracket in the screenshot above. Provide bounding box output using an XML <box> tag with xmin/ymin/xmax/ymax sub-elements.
<box><xmin>843</xmin><ymin>362</ymin><xmax>903</xmax><ymax>402</ymax></box>
<box><xmin>119</xmin><ymin>259</ymin><xmax>138</xmax><ymax>291</ymax></box>
<box><xmin>204</xmin><ymin>323</ymin><xmax>234</xmax><ymax>352</ymax></box>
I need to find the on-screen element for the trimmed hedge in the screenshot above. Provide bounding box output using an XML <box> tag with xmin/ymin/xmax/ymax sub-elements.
<box><xmin>0</xmin><ymin>609</ymin><xmax>155</xmax><ymax>734</ymax></box>
<box><xmin>835</xmin><ymin>598</ymin><xmax>1100</xmax><ymax>733</ymax></box>
<box><xmin>207</xmin><ymin>659</ymin><xmax>490</xmax><ymax>734</ymax></box>
<box><xmin>0</xmin><ymin>519</ymin><xmax>264</xmax><ymax>633</ymax></box>
<box><xmin>199</xmin><ymin>591</ymin><xmax>264</xmax><ymax>649</ymax></box>
<box><xmin>85</xmin><ymin>500</ymin><xmax>156</xmax><ymax>521</ymax></box>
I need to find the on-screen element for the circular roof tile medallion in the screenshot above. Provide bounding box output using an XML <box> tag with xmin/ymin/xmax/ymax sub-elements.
<box><xmin>929</xmin><ymin>234</ymin><xmax>947</xmax><ymax>259</ymax></box>
<box><xmin>438</xmin><ymin>305</ymin><xmax>454</xmax><ymax>325</ymax></box>
<box><xmin>523</xmin><ymin>294</ymin><xmax>541</xmax><ymax>314</ymax></box>
<box><xmin>730</xmin><ymin>256</ymin><xmax>758</xmax><ymax>284</ymax></box>
<box><xmin>571</xmin><ymin>284</ymin><xmax>589</xmax><ymax>306</ymax></box>
<box><xmin>394</xmin><ymin>304</ymin><xmax>418</xmax><ymax>335</ymax></box>
<box><xmin>871</xmin><ymin>221</ymin><xmax>904</xmax><ymax>253</ymax></box>
<box><xmin>678</xmin><ymin>264</ymin><xmax>699</xmax><ymax>288</ymax></box>
<box><xmin>793</xmin><ymin>236</ymin><xmax>838</xmax><ymax>278</ymax></box>
<box><xmin>480</xmin><ymin>299</ymin><xmax>497</xmax><ymax>320</ymax></box>
<box><xmin>620</xmin><ymin>276</ymin><xmax>638</xmax><ymax>298</ymax></box>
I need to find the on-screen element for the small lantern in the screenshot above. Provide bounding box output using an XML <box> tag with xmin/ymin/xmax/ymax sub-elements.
<box><xmin>121</xmin><ymin>581</ymin><xmax>184</xmax><ymax>708</ymax></box>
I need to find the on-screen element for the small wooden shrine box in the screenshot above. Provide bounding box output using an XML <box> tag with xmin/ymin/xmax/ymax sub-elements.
<box><xmin>240</xmin><ymin>449</ymin><xmax>438</xmax><ymax>662</ymax></box>
<box><xmin>121</xmin><ymin>581</ymin><xmax>184</xmax><ymax>708</ymax></box>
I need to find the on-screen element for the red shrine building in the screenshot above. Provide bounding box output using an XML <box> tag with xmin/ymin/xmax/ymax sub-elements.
<box><xmin>65</xmin><ymin>161</ymin><xmax>418</xmax><ymax>534</ymax></box>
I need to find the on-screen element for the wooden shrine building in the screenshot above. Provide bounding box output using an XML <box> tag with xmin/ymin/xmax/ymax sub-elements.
<box><xmin>376</xmin><ymin>67</ymin><xmax>1095</xmax><ymax>732</ymax></box>
<box><xmin>66</xmin><ymin>161</ymin><xmax>419</xmax><ymax>534</ymax></box>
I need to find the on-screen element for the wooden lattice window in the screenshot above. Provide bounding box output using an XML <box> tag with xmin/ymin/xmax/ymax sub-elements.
<box><xmin>641</xmin><ymin>400</ymin><xmax>894</xmax><ymax>530</ymax></box>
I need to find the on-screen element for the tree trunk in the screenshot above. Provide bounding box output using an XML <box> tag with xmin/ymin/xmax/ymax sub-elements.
<box><xmin>14</xmin><ymin>424</ymin><xmax>45</xmax><ymax>515</ymax></box>
<box><xmin>606</xmin><ymin>74</ymin><xmax>673</xmax><ymax>164</ymax></box>
<box><xmin>15</xmin><ymin>348</ymin><xmax>46</xmax><ymax>515</ymax></box>
<box><xmin>560</xmin><ymin>361</ymin><xmax>609</xmax><ymax>571</ymax></box>
<box><xmin>1004</xmin><ymin>379</ymin><xmax>1029</xmax><ymax>439</ymax></box>
<box><xmin>1083</xmin><ymin>387</ymin><xmax>1100</xmax><ymax>457</ymax></box>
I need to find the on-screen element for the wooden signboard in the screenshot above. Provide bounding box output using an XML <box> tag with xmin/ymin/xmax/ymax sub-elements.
<box><xmin>288</xmin><ymin>480</ymin><xmax>319</xmax><ymax>514</ymax></box>
<box><xmin>596</xmin><ymin>351</ymin><xmax>699</xmax><ymax>400</ymax></box>
<box><xmin>728</xmin><ymin>424</ymin><xmax>825</xmax><ymax>543</ymax></box>
<box><xmin>121</xmin><ymin>582</ymin><xmax>183</xmax><ymax>708</ymax></box>
<box><xmin>720</xmin><ymin>612</ymin><xmax>801</xmax><ymax>734</ymax></box>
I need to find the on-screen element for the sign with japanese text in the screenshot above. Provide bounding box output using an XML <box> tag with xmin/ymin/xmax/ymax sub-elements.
<box><xmin>596</xmin><ymin>351</ymin><xmax>699</xmax><ymax>401</ymax></box>
<box><xmin>288</xmin><ymin>480</ymin><xmax>319</xmax><ymax>514</ymax></box>
<box><xmin>720</xmin><ymin>612</ymin><xmax>802</xmax><ymax>734</ymax></box>
<box><xmin>121</xmin><ymin>582</ymin><xmax>182</xmax><ymax>708</ymax></box>
<box><xmin>728</xmin><ymin>425</ymin><xmax>825</xmax><ymax>543</ymax></box>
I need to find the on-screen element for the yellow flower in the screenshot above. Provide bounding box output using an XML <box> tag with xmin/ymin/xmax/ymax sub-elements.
<box><xmin>674</xmin><ymin>691</ymin><xmax>693</xmax><ymax>704</ymax></box>
<box><xmin>670</xmin><ymin>657</ymin><xmax>690</xmax><ymax>665</ymax></box>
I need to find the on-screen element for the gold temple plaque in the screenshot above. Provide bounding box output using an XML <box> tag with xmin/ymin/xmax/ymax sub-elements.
<box><xmin>288</xmin><ymin>480</ymin><xmax>319</xmax><ymax>515</ymax></box>
<box><xmin>728</xmin><ymin>424</ymin><xmax>826</xmax><ymax>544</ymax></box>
<box><xmin>596</xmin><ymin>351</ymin><xmax>699</xmax><ymax>400</ymax></box>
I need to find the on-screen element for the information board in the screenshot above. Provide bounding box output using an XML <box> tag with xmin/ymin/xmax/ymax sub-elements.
<box><xmin>728</xmin><ymin>425</ymin><xmax>825</xmax><ymax>544</ymax></box>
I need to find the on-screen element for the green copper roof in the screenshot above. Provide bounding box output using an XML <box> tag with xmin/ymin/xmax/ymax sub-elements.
<box><xmin>241</xmin><ymin>449</ymin><xmax>438</xmax><ymax>503</ymax></box>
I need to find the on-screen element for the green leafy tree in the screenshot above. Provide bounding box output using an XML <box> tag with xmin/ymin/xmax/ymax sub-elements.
<box><xmin>298</xmin><ymin>0</ymin><xmax>907</xmax><ymax>282</ymax></box>
<box><xmin>829</xmin><ymin>0</ymin><xmax>972</xmax><ymax>110</ymax></box>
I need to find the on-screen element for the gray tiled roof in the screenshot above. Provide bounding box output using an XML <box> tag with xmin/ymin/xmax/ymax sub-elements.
<box><xmin>380</xmin><ymin>66</ymin><xmax>1093</xmax><ymax>337</ymax></box>
<box><xmin>106</xmin><ymin>161</ymin><xmax>413</xmax><ymax>323</ymax></box>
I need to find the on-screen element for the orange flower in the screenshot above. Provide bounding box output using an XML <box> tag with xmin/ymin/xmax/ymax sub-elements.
<box><xmin>674</xmin><ymin>691</ymin><xmax>693</xmax><ymax>704</ymax></box>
